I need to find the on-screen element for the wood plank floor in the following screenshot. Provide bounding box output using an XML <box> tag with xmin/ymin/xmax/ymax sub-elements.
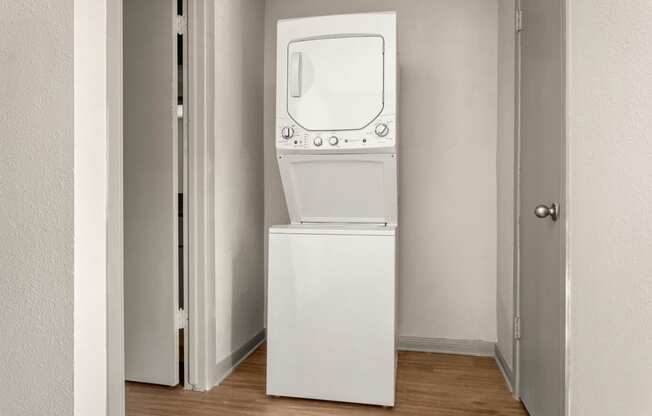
<box><xmin>127</xmin><ymin>344</ymin><xmax>527</xmax><ymax>416</ymax></box>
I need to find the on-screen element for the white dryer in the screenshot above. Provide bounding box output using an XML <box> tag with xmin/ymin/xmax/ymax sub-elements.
<box><xmin>267</xmin><ymin>12</ymin><xmax>398</xmax><ymax>407</ymax></box>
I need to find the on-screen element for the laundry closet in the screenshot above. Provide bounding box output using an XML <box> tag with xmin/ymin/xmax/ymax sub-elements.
<box><xmin>121</xmin><ymin>1</ymin><xmax>564</xmax><ymax>414</ymax></box>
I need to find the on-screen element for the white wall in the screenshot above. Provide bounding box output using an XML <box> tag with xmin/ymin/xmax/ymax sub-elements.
<box><xmin>264</xmin><ymin>0</ymin><xmax>499</xmax><ymax>343</ymax></box>
<box><xmin>0</xmin><ymin>3</ymin><xmax>74</xmax><ymax>415</ymax></box>
<box><xmin>213</xmin><ymin>0</ymin><xmax>266</xmax><ymax>376</ymax></box>
<box><xmin>496</xmin><ymin>0</ymin><xmax>516</xmax><ymax>371</ymax></box>
<box><xmin>567</xmin><ymin>1</ymin><xmax>652</xmax><ymax>414</ymax></box>
<box><xmin>0</xmin><ymin>1</ymin><xmax>110</xmax><ymax>415</ymax></box>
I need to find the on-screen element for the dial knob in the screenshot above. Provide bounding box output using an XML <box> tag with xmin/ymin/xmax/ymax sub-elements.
<box><xmin>280</xmin><ymin>126</ymin><xmax>294</xmax><ymax>140</ymax></box>
<box><xmin>313</xmin><ymin>137</ymin><xmax>323</xmax><ymax>147</ymax></box>
<box><xmin>329</xmin><ymin>136</ymin><xmax>339</xmax><ymax>146</ymax></box>
<box><xmin>375</xmin><ymin>123</ymin><xmax>390</xmax><ymax>137</ymax></box>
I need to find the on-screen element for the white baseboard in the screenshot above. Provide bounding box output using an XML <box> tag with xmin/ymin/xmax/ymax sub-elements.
<box><xmin>398</xmin><ymin>336</ymin><xmax>495</xmax><ymax>357</ymax></box>
<box><xmin>494</xmin><ymin>344</ymin><xmax>515</xmax><ymax>393</ymax></box>
<box><xmin>211</xmin><ymin>329</ymin><xmax>266</xmax><ymax>389</ymax></box>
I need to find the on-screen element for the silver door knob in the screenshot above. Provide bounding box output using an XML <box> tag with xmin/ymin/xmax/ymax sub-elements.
<box><xmin>534</xmin><ymin>203</ymin><xmax>559</xmax><ymax>221</ymax></box>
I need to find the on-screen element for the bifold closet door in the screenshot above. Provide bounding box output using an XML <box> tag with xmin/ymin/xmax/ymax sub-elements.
<box><xmin>124</xmin><ymin>0</ymin><xmax>179</xmax><ymax>386</ymax></box>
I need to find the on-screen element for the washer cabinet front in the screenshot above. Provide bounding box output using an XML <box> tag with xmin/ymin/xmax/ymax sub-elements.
<box><xmin>266</xmin><ymin>228</ymin><xmax>396</xmax><ymax>406</ymax></box>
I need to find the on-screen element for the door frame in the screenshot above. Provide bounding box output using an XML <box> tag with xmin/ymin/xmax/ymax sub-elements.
<box><xmin>183</xmin><ymin>0</ymin><xmax>217</xmax><ymax>392</ymax></box>
<box><xmin>513</xmin><ymin>0</ymin><xmax>569</xmax><ymax>413</ymax></box>
<box><xmin>180</xmin><ymin>0</ymin><xmax>190</xmax><ymax>389</ymax></box>
<box><xmin>107</xmin><ymin>0</ymin><xmax>216</xmax><ymax>413</ymax></box>
<box><xmin>107</xmin><ymin>0</ymin><xmax>124</xmax><ymax>412</ymax></box>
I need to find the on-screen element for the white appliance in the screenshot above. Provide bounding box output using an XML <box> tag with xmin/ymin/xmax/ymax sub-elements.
<box><xmin>267</xmin><ymin>12</ymin><xmax>398</xmax><ymax>407</ymax></box>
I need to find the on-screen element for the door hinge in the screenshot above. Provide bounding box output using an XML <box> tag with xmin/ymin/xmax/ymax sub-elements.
<box><xmin>514</xmin><ymin>316</ymin><xmax>521</xmax><ymax>340</ymax></box>
<box><xmin>176</xmin><ymin>15</ymin><xmax>186</xmax><ymax>35</ymax></box>
<box><xmin>176</xmin><ymin>308</ymin><xmax>188</xmax><ymax>330</ymax></box>
<box><xmin>515</xmin><ymin>9</ymin><xmax>524</xmax><ymax>32</ymax></box>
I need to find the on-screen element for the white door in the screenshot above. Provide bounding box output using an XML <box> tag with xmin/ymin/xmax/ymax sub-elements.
<box><xmin>518</xmin><ymin>0</ymin><xmax>566</xmax><ymax>414</ymax></box>
<box><xmin>287</xmin><ymin>36</ymin><xmax>384</xmax><ymax>131</ymax></box>
<box><xmin>124</xmin><ymin>0</ymin><xmax>180</xmax><ymax>386</ymax></box>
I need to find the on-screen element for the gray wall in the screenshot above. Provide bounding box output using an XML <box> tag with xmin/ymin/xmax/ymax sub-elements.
<box><xmin>0</xmin><ymin>2</ymin><xmax>74</xmax><ymax>415</ymax></box>
<box><xmin>496</xmin><ymin>0</ymin><xmax>516</xmax><ymax>371</ymax></box>
<box><xmin>213</xmin><ymin>0</ymin><xmax>267</xmax><ymax>370</ymax></box>
<box><xmin>567</xmin><ymin>1</ymin><xmax>652</xmax><ymax>414</ymax></box>
<box><xmin>264</xmin><ymin>0</ymin><xmax>499</xmax><ymax>342</ymax></box>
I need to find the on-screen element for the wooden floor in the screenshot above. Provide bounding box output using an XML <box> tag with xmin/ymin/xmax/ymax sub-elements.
<box><xmin>127</xmin><ymin>344</ymin><xmax>527</xmax><ymax>416</ymax></box>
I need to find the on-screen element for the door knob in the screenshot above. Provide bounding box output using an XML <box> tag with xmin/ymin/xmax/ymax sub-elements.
<box><xmin>534</xmin><ymin>203</ymin><xmax>559</xmax><ymax>221</ymax></box>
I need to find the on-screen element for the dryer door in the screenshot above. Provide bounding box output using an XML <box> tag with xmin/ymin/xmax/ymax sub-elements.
<box><xmin>287</xmin><ymin>36</ymin><xmax>384</xmax><ymax>131</ymax></box>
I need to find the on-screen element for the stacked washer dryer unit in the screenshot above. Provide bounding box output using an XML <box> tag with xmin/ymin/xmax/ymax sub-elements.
<box><xmin>267</xmin><ymin>12</ymin><xmax>398</xmax><ymax>407</ymax></box>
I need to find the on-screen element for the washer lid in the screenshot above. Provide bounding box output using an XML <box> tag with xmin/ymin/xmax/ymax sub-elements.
<box><xmin>278</xmin><ymin>154</ymin><xmax>397</xmax><ymax>225</ymax></box>
<box><xmin>287</xmin><ymin>35</ymin><xmax>384</xmax><ymax>131</ymax></box>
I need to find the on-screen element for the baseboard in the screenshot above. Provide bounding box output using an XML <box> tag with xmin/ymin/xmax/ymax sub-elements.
<box><xmin>209</xmin><ymin>334</ymin><xmax>501</xmax><ymax>390</ymax></box>
<box><xmin>212</xmin><ymin>328</ymin><xmax>266</xmax><ymax>389</ymax></box>
<box><xmin>398</xmin><ymin>336</ymin><xmax>495</xmax><ymax>357</ymax></box>
<box><xmin>494</xmin><ymin>344</ymin><xmax>515</xmax><ymax>393</ymax></box>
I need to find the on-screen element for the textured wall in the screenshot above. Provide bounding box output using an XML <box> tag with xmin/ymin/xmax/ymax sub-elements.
<box><xmin>496</xmin><ymin>0</ymin><xmax>516</xmax><ymax>370</ymax></box>
<box><xmin>213</xmin><ymin>0</ymin><xmax>266</xmax><ymax>368</ymax></box>
<box><xmin>0</xmin><ymin>1</ymin><xmax>74</xmax><ymax>415</ymax></box>
<box><xmin>567</xmin><ymin>1</ymin><xmax>652</xmax><ymax>414</ymax></box>
<box><xmin>264</xmin><ymin>0</ymin><xmax>499</xmax><ymax>342</ymax></box>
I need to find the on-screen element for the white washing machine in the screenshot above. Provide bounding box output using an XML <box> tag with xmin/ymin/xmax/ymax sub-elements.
<box><xmin>267</xmin><ymin>12</ymin><xmax>398</xmax><ymax>407</ymax></box>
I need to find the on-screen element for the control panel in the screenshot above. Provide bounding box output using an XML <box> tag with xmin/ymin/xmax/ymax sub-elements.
<box><xmin>276</xmin><ymin>115</ymin><xmax>396</xmax><ymax>151</ymax></box>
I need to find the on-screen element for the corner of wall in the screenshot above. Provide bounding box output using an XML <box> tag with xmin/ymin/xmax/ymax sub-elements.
<box><xmin>74</xmin><ymin>0</ymin><xmax>109</xmax><ymax>414</ymax></box>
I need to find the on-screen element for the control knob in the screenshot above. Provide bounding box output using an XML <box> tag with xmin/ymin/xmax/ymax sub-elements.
<box><xmin>280</xmin><ymin>126</ymin><xmax>294</xmax><ymax>140</ymax></box>
<box><xmin>329</xmin><ymin>136</ymin><xmax>339</xmax><ymax>146</ymax></box>
<box><xmin>375</xmin><ymin>123</ymin><xmax>390</xmax><ymax>137</ymax></box>
<box><xmin>313</xmin><ymin>137</ymin><xmax>323</xmax><ymax>147</ymax></box>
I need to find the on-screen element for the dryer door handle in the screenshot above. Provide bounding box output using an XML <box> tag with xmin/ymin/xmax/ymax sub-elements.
<box><xmin>290</xmin><ymin>51</ymin><xmax>302</xmax><ymax>98</ymax></box>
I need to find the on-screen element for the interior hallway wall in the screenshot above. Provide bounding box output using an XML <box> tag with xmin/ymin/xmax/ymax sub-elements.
<box><xmin>212</xmin><ymin>0</ymin><xmax>267</xmax><ymax>381</ymax></box>
<box><xmin>496</xmin><ymin>0</ymin><xmax>516</xmax><ymax>371</ymax></box>
<box><xmin>0</xmin><ymin>2</ymin><xmax>74</xmax><ymax>415</ymax></box>
<box><xmin>567</xmin><ymin>1</ymin><xmax>652</xmax><ymax>414</ymax></box>
<box><xmin>264</xmin><ymin>0</ymin><xmax>499</xmax><ymax>343</ymax></box>
<box><xmin>1</xmin><ymin>0</ymin><xmax>110</xmax><ymax>414</ymax></box>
